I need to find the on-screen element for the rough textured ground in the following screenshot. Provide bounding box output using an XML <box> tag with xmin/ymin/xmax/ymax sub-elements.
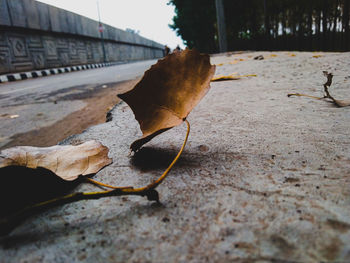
<box><xmin>0</xmin><ymin>51</ymin><xmax>350</xmax><ymax>262</ymax></box>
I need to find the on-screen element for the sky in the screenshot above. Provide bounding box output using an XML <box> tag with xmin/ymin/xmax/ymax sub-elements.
<box><xmin>36</xmin><ymin>0</ymin><xmax>185</xmax><ymax>49</ymax></box>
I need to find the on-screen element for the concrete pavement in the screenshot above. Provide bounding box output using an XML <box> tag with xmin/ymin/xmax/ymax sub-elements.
<box><xmin>1</xmin><ymin>51</ymin><xmax>350</xmax><ymax>262</ymax></box>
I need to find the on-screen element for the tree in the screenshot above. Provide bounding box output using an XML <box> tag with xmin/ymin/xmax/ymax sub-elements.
<box><xmin>168</xmin><ymin>0</ymin><xmax>217</xmax><ymax>53</ymax></box>
<box><xmin>168</xmin><ymin>0</ymin><xmax>350</xmax><ymax>52</ymax></box>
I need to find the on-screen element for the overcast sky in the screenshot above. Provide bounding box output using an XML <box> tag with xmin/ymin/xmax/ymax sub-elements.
<box><xmin>36</xmin><ymin>0</ymin><xmax>184</xmax><ymax>49</ymax></box>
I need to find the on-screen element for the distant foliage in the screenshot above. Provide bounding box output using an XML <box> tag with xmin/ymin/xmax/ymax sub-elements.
<box><xmin>169</xmin><ymin>0</ymin><xmax>350</xmax><ymax>52</ymax></box>
<box><xmin>169</xmin><ymin>0</ymin><xmax>217</xmax><ymax>53</ymax></box>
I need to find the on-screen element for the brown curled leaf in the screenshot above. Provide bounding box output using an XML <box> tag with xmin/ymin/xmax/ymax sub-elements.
<box><xmin>118</xmin><ymin>48</ymin><xmax>216</xmax><ymax>151</ymax></box>
<box><xmin>0</xmin><ymin>140</ymin><xmax>112</xmax><ymax>181</ymax></box>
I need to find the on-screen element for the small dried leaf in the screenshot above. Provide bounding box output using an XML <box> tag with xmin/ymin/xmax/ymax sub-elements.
<box><xmin>229</xmin><ymin>60</ymin><xmax>240</xmax><ymax>64</ymax></box>
<box><xmin>0</xmin><ymin>114</ymin><xmax>19</xmax><ymax>119</ymax></box>
<box><xmin>0</xmin><ymin>140</ymin><xmax>112</xmax><ymax>181</ymax></box>
<box><xmin>211</xmin><ymin>73</ymin><xmax>257</xmax><ymax>82</ymax></box>
<box><xmin>211</xmin><ymin>75</ymin><xmax>240</xmax><ymax>81</ymax></box>
<box><xmin>118</xmin><ymin>49</ymin><xmax>215</xmax><ymax>151</ymax></box>
<box><xmin>254</xmin><ymin>55</ymin><xmax>264</xmax><ymax>60</ymax></box>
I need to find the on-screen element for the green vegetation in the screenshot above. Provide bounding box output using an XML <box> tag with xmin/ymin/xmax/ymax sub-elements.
<box><xmin>169</xmin><ymin>0</ymin><xmax>350</xmax><ymax>52</ymax></box>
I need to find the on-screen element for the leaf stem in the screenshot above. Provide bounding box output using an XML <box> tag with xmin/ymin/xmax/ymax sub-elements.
<box><xmin>85</xmin><ymin>177</ymin><xmax>133</xmax><ymax>190</ymax></box>
<box><xmin>84</xmin><ymin>119</ymin><xmax>190</xmax><ymax>192</ymax></box>
<box><xmin>128</xmin><ymin>119</ymin><xmax>190</xmax><ymax>192</ymax></box>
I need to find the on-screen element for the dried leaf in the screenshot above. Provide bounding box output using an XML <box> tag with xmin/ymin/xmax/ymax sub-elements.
<box><xmin>254</xmin><ymin>55</ymin><xmax>264</xmax><ymax>60</ymax></box>
<box><xmin>212</xmin><ymin>74</ymin><xmax>240</xmax><ymax>81</ymax></box>
<box><xmin>211</xmin><ymin>73</ymin><xmax>257</xmax><ymax>82</ymax></box>
<box><xmin>118</xmin><ymin>49</ymin><xmax>215</xmax><ymax>151</ymax></box>
<box><xmin>229</xmin><ymin>60</ymin><xmax>239</xmax><ymax>64</ymax></box>
<box><xmin>0</xmin><ymin>140</ymin><xmax>112</xmax><ymax>181</ymax></box>
<box><xmin>0</xmin><ymin>114</ymin><xmax>19</xmax><ymax>119</ymax></box>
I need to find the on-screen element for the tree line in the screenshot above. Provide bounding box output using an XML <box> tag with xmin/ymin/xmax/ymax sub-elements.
<box><xmin>168</xmin><ymin>0</ymin><xmax>350</xmax><ymax>53</ymax></box>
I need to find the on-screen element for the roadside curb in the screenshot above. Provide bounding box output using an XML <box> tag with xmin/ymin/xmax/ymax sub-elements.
<box><xmin>0</xmin><ymin>62</ymin><xmax>119</xmax><ymax>84</ymax></box>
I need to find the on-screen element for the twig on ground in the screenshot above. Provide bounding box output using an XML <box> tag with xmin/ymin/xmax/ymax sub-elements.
<box><xmin>287</xmin><ymin>71</ymin><xmax>350</xmax><ymax>107</ymax></box>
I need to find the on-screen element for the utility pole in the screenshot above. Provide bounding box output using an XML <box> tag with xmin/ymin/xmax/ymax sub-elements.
<box><xmin>97</xmin><ymin>0</ymin><xmax>107</xmax><ymax>62</ymax></box>
<box><xmin>215</xmin><ymin>0</ymin><xmax>227</xmax><ymax>53</ymax></box>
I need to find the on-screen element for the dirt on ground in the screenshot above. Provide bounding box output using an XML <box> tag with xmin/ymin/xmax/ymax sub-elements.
<box><xmin>2</xmin><ymin>79</ymin><xmax>139</xmax><ymax>149</ymax></box>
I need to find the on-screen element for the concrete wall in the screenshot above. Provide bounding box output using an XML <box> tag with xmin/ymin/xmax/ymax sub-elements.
<box><xmin>0</xmin><ymin>0</ymin><xmax>165</xmax><ymax>74</ymax></box>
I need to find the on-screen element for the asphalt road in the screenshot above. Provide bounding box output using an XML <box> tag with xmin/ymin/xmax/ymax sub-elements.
<box><xmin>0</xmin><ymin>59</ymin><xmax>157</xmax><ymax>148</ymax></box>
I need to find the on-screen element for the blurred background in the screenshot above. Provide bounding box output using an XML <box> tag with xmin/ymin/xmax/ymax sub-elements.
<box><xmin>37</xmin><ymin>0</ymin><xmax>185</xmax><ymax>50</ymax></box>
<box><xmin>33</xmin><ymin>0</ymin><xmax>350</xmax><ymax>53</ymax></box>
<box><xmin>169</xmin><ymin>0</ymin><xmax>350</xmax><ymax>53</ymax></box>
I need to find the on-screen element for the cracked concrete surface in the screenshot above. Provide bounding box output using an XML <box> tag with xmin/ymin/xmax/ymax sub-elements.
<box><xmin>0</xmin><ymin>51</ymin><xmax>350</xmax><ymax>262</ymax></box>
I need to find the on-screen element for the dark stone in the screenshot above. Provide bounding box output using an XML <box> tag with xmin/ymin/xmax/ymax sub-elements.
<box><xmin>19</xmin><ymin>73</ymin><xmax>27</xmax><ymax>79</ymax></box>
<box><xmin>6</xmin><ymin>74</ymin><xmax>15</xmax><ymax>81</ymax></box>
